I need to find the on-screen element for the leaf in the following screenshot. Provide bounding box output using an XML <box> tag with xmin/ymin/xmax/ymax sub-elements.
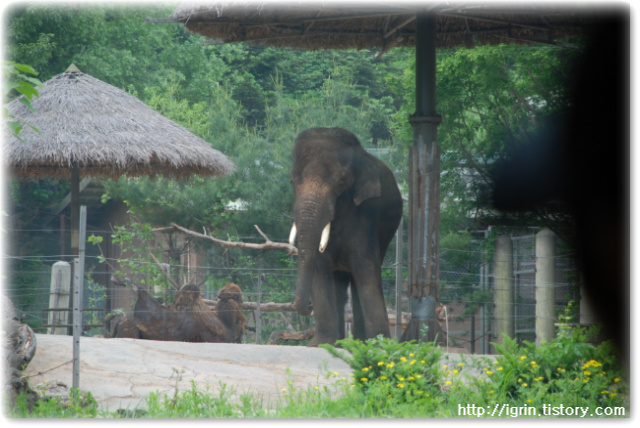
<box><xmin>13</xmin><ymin>63</ymin><xmax>39</xmax><ymax>76</ymax></box>
<box><xmin>16</xmin><ymin>81</ymin><xmax>39</xmax><ymax>100</ymax></box>
<box><xmin>17</xmin><ymin>96</ymin><xmax>35</xmax><ymax>112</ymax></box>
<box><xmin>7</xmin><ymin>121</ymin><xmax>23</xmax><ymax>135</ymax></box>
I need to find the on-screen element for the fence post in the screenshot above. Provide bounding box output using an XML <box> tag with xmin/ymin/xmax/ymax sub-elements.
<box><xmin>48</xmin><ymin>261</ymin><xmax>71</xmax><ymax>335</ymax></box>
<box><xmin>72</xmin><ymin>205</ymin><xmax>87</xmax><ymax>390</ymax></box>
<box><xmin>535</xmin><ymin>228</ymin><xmax>556</xmax><ymax>346</ymax></box>
<box><xmin>494</xmin><ymin>235</ymin><xmax>514</xmax><ymax>346</ymax></box>
<box><xmin>256</xmin><ymin>270</ymin><xmax>262</xmax><ymax>344</ymax></box>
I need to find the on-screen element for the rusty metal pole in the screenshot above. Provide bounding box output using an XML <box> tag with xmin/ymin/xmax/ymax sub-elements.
<box><xmin>402</xmin><ymin>11</ymin><xmax>443</xmax><ymax>343</ymax></box>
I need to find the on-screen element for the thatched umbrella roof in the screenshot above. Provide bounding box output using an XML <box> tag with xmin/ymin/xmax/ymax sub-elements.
<box><xmin>167</xmin><ymin>1</ymin><xmax>601</xmax><ymax>51</ymax></box>
<box><xmin>4</xmin><ymin>65</ymin><xmax>234</xmax><ymax>180</ymax></box>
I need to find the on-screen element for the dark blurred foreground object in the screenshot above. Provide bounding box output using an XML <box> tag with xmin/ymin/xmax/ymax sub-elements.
<box><xmin>492</xmin><ymin>15</ymin><xmax>630</xmax><ymax>369</ymax></box>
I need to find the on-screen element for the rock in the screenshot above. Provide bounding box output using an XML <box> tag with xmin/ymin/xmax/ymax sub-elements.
<box><xmin>2</xmin><ymin>294</ymin><xmax>38</xmax><ymax>411</ymax></box>
<box><xmin>22</xmin><ymin>334</ymin><xmax>353</xmax><ymax>411</ymax></box>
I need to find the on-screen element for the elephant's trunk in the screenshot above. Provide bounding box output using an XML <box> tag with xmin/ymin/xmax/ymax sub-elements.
<box><xmin>292</xmin><ymin>191</ymin><xmax>334</xmax><ymax>316</ymax></box>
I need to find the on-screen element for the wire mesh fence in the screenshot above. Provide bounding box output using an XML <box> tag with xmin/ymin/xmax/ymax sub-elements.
<box><xmin>4</xmin><ymin>230</ymin><xmax>582</xmax><ymax>352</ymax></box>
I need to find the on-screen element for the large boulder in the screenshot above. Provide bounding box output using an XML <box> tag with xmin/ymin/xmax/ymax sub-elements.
<box><xmin>2</xmin><ymin>293</ymin><xmax>38</xmax><ymax>411</ymax></box>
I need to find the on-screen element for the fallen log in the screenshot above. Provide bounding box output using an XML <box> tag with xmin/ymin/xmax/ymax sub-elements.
<box><xmin>204</xmin><ymin>299</ymin><xmax>299</xmax><ymax>313</ymax></box>
<box><xmin>267</xmin><ymin>327</ymin><xmax>315</xmax><ymax>345</ymax></box>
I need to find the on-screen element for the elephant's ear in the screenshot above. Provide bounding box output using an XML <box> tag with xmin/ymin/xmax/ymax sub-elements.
<box><xmin>353</xmin><ymin>155</ymin><xmax>381</xmax><ymax>206</ymax></box>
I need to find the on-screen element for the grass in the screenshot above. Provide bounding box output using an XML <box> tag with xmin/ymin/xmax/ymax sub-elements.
<box><xmin>7</xmin><ymin>323</ymin><xmax>629</xmax><ymax>419</ymax></box>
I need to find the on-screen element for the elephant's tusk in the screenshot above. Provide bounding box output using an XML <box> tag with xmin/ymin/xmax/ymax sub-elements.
<box><xmin>289</xmin><ymin>223</ymin><xmax>297</xmax><ymax>246</ymax></box>
<box><xmin>319</xmin><ymin>222</ymin><xmax>331</xmax><ymax>253</ymax></box>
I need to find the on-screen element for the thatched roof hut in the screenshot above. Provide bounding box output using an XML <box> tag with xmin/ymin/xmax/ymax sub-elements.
<box><xmin>4</xmin><ymin>65</ymin><xmax>234</xmax><ymax>180</ymax></box>
<box><xmin>168</xmin><ymin>1</ymin><xmax>601</xmax><ymax>50</ymax></box>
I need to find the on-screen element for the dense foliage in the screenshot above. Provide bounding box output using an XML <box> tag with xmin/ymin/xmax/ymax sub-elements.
<box><xmin>4</xmin><ymin>3</ymin><xmax>582</xmax><ymax>327</ymax></box>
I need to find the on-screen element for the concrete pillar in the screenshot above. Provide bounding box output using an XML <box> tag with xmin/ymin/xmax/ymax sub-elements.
<box><xmin>535</xmin><ymin>228</ymin><xmax>556</xmax><ymax>346</ymax></box>
<box><xmin>48</xmin><ymin>261</ymin><xmax>71</xmax><ymax>335</ymax></box>
<box><xmin>493</xmin><ymin>235</ymin><xmax>514</xmax><ymax>346</ymax></box>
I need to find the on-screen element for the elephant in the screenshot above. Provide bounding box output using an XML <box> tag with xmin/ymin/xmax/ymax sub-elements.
<box><xmin>289</xmin><ymin>127</ymin><xmax>403</xmax><ymax>346</ymax></box>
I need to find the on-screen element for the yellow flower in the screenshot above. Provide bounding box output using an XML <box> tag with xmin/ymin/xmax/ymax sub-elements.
<box><xmin>416</xmin><ymin>374</ymin><xmax>422</xmax><ymax>379</ymax></box>
<box><xmin>520</xmin><ymin>356</ymin><xmax>527</xmax><ymax>360</ymax></box>
<box><xmin>399</xmin><ymin>377</ymin><xmax>405</xmax><ymax>381</ymax></box>
<box><xmin>380</xmin><ymin>376</ymin><xmax>387</xmax><ymax>380</ymax></box>
<box><xmin>453</xmin><ymin>370</ymin><xmax>459</xmax><ymax>375</ymax></box>
<box><xmin>397</xmin><ymin>383</ymin><xmax>405</xmax><ymax>388</ymax></box>
<box><xmin>458</xmin><ymin>362</ymin><xmax>464</xmax><ymax>367</ymax></box>
<box><xmin>583</xmin><ymin>370</ymin><xmax>591</xmax><ymax>376</ymax></box>
<box><xmin>486</xmin><ymin>370</ymin><xmax>494</xmax><ymax>375</ymax></box>
<box><xmin>531</xmin><ymin>361</ymin><xmax>538</xmax><ymax>366</ymax></box>
<box><xmin>378</xmin><ymin>361</ymin><xmax>385</xmax><ymax>366</ymax></box>
<box><xmin>421</xmin><ymin>360</ymin><xmax>426</xmax><ymax>364</ymax></box>
<box><xmin>408</xmin><ymin>376</ymin><xmax>415</xmax><ymax>381</ymax></box>
<box><xmin>361</xmin><ymin>377</ymin><xmax>368</xmax><ymax>382</ymax></box>
<box><xmin>522</xmin><ymin>383</ymin><xmax>528</xmax><ymax>387</ymax></box>
<box><xmin>518</xmin><ymin>378</ymin><xmax>522</xmax><ymax>383</ymax></box>
<box><xmin>497</xmin><ymin>367</ymin><xmax>503</xmax><ymax>371</ymax></box>
<box><xmin>409</xmin><ymin>353</ymin><xmax>415</xmax><ymax>357</ymax></box>
<box><xmin>400</xmin><ymin>357</ymin><xmax>407</xmax><ymax>363</ymax></box>
<box><xmin>281</xmin><ymin>388</ymin><xmax>287</xmax><ymax>392</ymax></box>
<box><xmin>601</xmin><ymin>390</ymin><xmax>609</xmax><ymax>395</ymax></box>
<box><xmin>614</xmin><ymin>377</ymin><xmax>621</xmax><ymax>383</ymax></box>
<box><xmin>527</xmin><ymin>399</ymin><xmax>532</xmax><ymax>403</ymax></box>
<box><xmin>362</xmin><ymin>367</ymin><xmax>369</xmax><ymax>372</ymax></box>
<box><xmin>609</xmin><ymin>393</ymin><xmax>617</xmax><ymax>398</ymax></box>
<box><xmin>445</xmin><ymin>381</ymin><xmax>452</xmax><ymax>385</ymax></box>
<box><xmin>442</xmin><ymin>365</ymin><xmax>448</xmax><ymax>369</ymax></box>
<box><xmin>489</xmin><ymin>390</ymin><xmax>495</xmax><ymax>394</ymax></box>
<box><xmin>387</xmin><ymin>362</ymin><xmax>395</xmax><ymax>369</ymax></box>
<box><xmin>314</xmin><ymin>386</ymin><xmax>319</xmax><ymax>390</ymax></box>
<box><xmin>410</xmin><ymin>360</ymin><xmax>417</xmax><ymax>365</ymax></box>
<box><xmin>582</xmin><ymin>360</ymin><xmax>602</xmax><ymax>370</ymax></box>
<box><xmin>583</xmin><ymin>378</ymin><xmax>590</xmax><ymax>383</ymax></box>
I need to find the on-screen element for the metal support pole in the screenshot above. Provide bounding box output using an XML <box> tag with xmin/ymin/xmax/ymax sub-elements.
<box><xmin>72</xmin><ymin>205</ymin><xmax>87</xmax><ymax>389</ymax></box>
<box><xmin>403</xmin><ymin>11</ymin><xmax>442</xmax><ymax>342</ymax></box>
<box><xmin>395</xmin><ymin>217</ymin><xmax>403</xmax><ymax>339</ymax></box>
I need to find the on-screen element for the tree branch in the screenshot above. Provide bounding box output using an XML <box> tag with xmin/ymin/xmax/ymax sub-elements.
<box><xmin>153</xmin><ymin>223</ymin><xmax>298</xmax><ymax>256</ymax></box>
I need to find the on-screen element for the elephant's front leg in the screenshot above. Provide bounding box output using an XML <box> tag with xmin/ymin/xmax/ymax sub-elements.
<box><xmin>350</xmin><ymin>257</ymin><xmax>390</xmax><ymax>340</ymax></box>
<box><xmin>308</xmin><ymin>257</ymin><xmax>341</xmax><ymax>346</ymax></box>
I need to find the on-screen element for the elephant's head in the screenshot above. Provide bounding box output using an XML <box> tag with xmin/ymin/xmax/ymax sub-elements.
<box><xmin>289</xmin><ymin>128</ymin><xmax>381</xmax><ymax>315</ymax></box>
